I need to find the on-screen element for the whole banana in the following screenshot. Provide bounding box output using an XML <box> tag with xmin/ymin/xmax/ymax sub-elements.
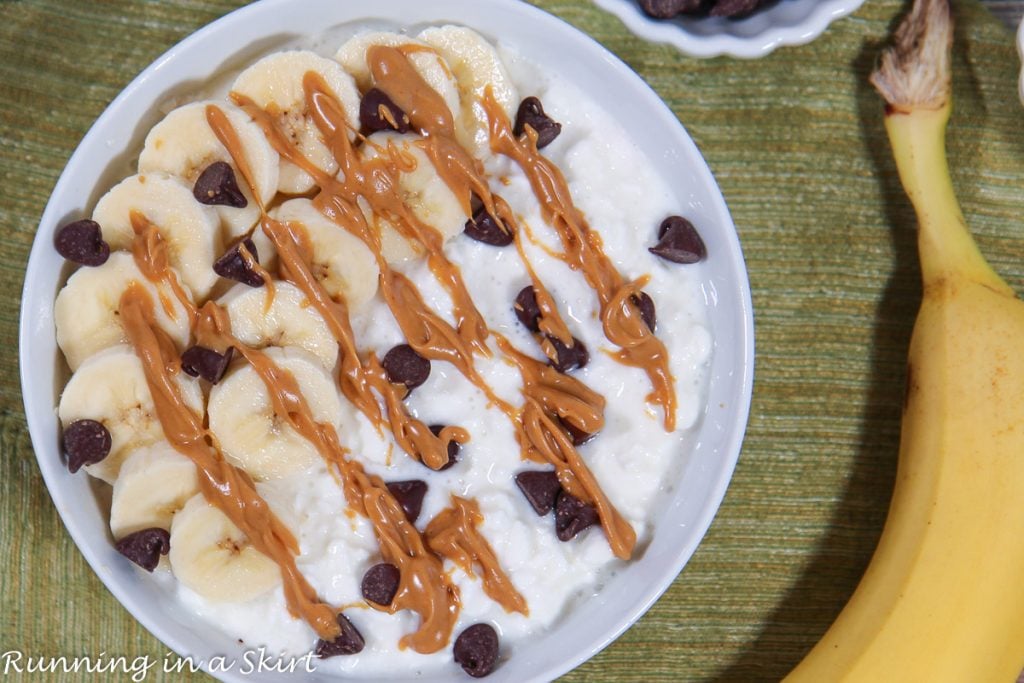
<box><xmin>785</xmin><ymin>1</ymin><xmax>1024</xmax><ymax>680</ymax></box>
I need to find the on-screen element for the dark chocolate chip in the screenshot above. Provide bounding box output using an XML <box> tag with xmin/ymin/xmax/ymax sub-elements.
<box><xmin>193</xmin><ymin>161</ymin><xmax>247</xmax><ymax>208</ymax></box>
<box><xmin>453</xmin><ymin>623</ymin><xmax>500</xmax><ymax>678</ymax></box>
<box><xmin>513</xmin><ymin>97</ymin><xmax>562</xmax><ymax>149</ymax></box>
<box><xmin>546</xmin><ymin>336</ymin><xmax>589</xmax><ymax>373</ymax></box>
<box><xmin>382</xmin><ymin>344</ymin><xmax>431</xmax><ymax>392</ymax></box>
<box><xmin>314</xmin><ymin>613</ymin><xmax>365</xmax><ymax>658</ymax></box>
<box><xmin>429</xmin><ymin>424</ymin><xmax>460</xmax><ymax>471</ymax></box>
<box><xmin>361</xmin><ymin>562</ymin><xmax>401</xmax><ymax>606</ymax></box>
<box><xmin>213</xmin><ymin>238</ymin><xmax>264</xmax><ymax>287</ymax></box>
<box><xmin>54</xmin><ymin>219</ymin><xmax>110</xmax><ymax>267</ymax></box>
<box><xmin>632</xmin><ymin>291</ymin><xmax>657</xmax><ymax>333</ymax></box>
<box><xmin>386</xmin><ymin>479</ymin><xmax>428</xmax><ymax>524</ymax></box>
<box><xmin>559</xmin><ymin>418</ymin><xmax>596</xmax><ymax>446</ymax></box>
<box><xmin>514</xmin><ymin>470</ymin><xmax>561</xmax><ymax>516</ymax></box>
<box><xmin>464</xmin><ymin>205</ymin><xmax>513</xmax><ymax>246</ymax></box>
<box><xmin>638</xmin><ymin>0</ymin><xmax>702</xmax><ymax>18</ymax></box>
<box><xmin>554</xmin><ymin>490</ymin><xmax>600</xmax><ymax>541</ymax></box>
<box><xmin>63</xmin><ymin>419</ymin><xmax>112</xmax><ymax>473</ymax></box>
<box><xmin>180</xmin><ymin>346</ymin><xmax>233</xmax><ymax>384</ymax></box>
<box><xmin>359</xmin><ymin>88</ymin><xmax>411</xmax><ymax>134</ymax></box>
<box><xmin>115</xmin><ymin>528</ymin><xmax>170</xmax><ymax>572</ymax></box>
<box><xmin>649</xmin><ymin>216</ymin><xmax>706</xmax><ymax>264</ymax></box>
<box><xmin>711</xmin><ymin>0</ymin><xmax>765</xmax><ymax>17</ymax></box>
<box><xmin>513</xmin><ymin>286</ymin><xmax>541</xmax><ymax>332</ymax></box>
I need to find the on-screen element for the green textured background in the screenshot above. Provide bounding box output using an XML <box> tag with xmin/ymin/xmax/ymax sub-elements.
<box><xmin>2</xmin><ymin>0</ymin><xmax>1023</xmax><ymax>681</ymax></box>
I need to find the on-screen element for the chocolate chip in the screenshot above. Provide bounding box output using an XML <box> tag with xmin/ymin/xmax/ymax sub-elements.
<box><xmin>180</xmin><ymin>346</ymin><xmax>233</xmax><ymax>384</ymax></box>
<box><xmin>213</xmin><ymin>238</ymin><xmax>264</xmax><ymax>287</ymax></box>
<box><xmin>359</xmin><ymin>88</ymin><xmax>411</xmax><ymax>134</ymax></box>
<box><xmin>638</xmin><ymin>0</ymin><xmax>702</xmax><ymax>18</ymax></box>
<box><xmin>193</xmin><ymin>161</ymin><xmax>247</xmax><ymax>208</ymax></box>
<box><xmin>513</xmin><ymin>97</ymin><xmax>562</xmax><ymax>149</ymax></box>
<box><xmin>382</xmin><ymin>344</ymin><xmax>431</xmax><ymax>392</ymax></box>
<box><xmin>361</xmin><ymin>563</ymin><xmax>400</xmax><ymax>606</ymax></box>
<box><xmin>429</xmin><ymin>424</ymin><xmax>460</xmax><ymax>471</ymax></box>
<box><xmin>559</xmin><ymin>418</ymin><xmax>596</xmax><ymax>446</ymax></box>
<box><xmin>513</xmin><ymin>286</ymin><xmax>541</xmax><ymax>332</ymax></box>
<box><xmin>453</xmin><ymin>623</ymin><xmax>500</xmax><ymax>678</ymax></box>
<box><xmin>632</xmin><ymin>291</ymin><xmax>657</xmax><ymax>333</ymax></box>
<box><xmin>62</xmin><ymin>419</ymin><xmax>111</xmax><ymax>473</ymax></box>
<box><xmin>554</xmin><ymin>490</ymin><xmax>600</xmax><ymax>541</ymax></box>
<box><xmin>464</xmin><ymin>205</ymin><xmax>514</xmax><ymax>247</ymax></box>
<box><xmin>115</xmin><ymin>528</ymin><xmax>170</xmax><ymax>572</ymax></box>
<box><xmin>547</xmin><ymin>336</ymin><xmax>589</xmax><ymax>373</ymax></box>
<box><xmin>649</xmin><ymin>216</ymin><xmax>706</xmax><ymax>264</ymax></box>
<box><xmin>711</xmin><ymin>0</ymin><xmax>765</xmax><ymax>17</ymax></box>
<box><xmin>514</xmin><ymin>470</ymin><xmax>561</xmax><ymax>516</ymax></box>
<box><xmin>54</xmin><ymin>219</ymin><xmax>110</xmax><ymax>267</ymax></box>
<box><xmin>386</xmin><ymin>479</ymin><xmax>428</xmax><ymax>524</ymax></box>
<box><xmin>314</xmin><ymin>613</ymin><xmax>366</xmax><ymax>658</ymax></box>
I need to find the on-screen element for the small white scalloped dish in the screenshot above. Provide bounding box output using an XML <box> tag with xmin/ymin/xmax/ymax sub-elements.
<box><xmin>19</xmin><ymin>0</ymin><xmax>754</xmax><ymax>680</ymax></box>
<box><xmin>592</xmin><ymin>0</ymin><xmax>867</xmax><ymax>59</ymax></box>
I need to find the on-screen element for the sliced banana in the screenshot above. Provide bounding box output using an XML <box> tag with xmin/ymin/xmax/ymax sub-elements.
<box><xmin>208</xmin><ymin>346</ymin><xmax>344</xmax><ymax>481</ymax></box>
<box><xmin>219</xmin><ymin>281</ymin><xmax>338</xmax><ymax>370</ymax></box>
<box><xmin>109</xmin><ymin>441</ymin><xmax>199</xmax><ymax>539</ymax></box>
<box><xmin>232</xmin><ymin>50</ymin><xmax>361</xmax><ymax>195</ymax></box>
<box><xmin>137</xmin><ymin>100</ymin><xmax>279</xmax><ymax>239</ymax></box>
<box><xmin>58</xmin><ymin>345</ymin><xmax>204</xmax><ymax>484</ymax></box>
<box><xmin>54</xmin><ymin>252</ymin><xmax>192</xmax><ymax>371</ymax></box>
<box><xmin>418</xmin><ymin>26</ymin><xmax>519</xmax><ymax>156</ymax></box>
<box><xmin>269</xmin><ymin>198</ymin><xmax>379</xmax><ymax>309</ymax></box>
<box><xmin>359</xmin><ymin>131</ymin><xmax>468</xmax><ymax>262</ymax></box>
<box><xmin>92</xmin><ymin>172</ymin><xmax>221</xmax><ymax>301</ymax></box>
<box><xmin>169</xmin><ymin>493</ymin><xmax>281</xmax><ymax>603</ymax></box>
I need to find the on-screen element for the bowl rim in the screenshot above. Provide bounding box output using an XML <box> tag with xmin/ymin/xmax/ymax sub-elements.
<box><xmin>591</xmin><ymin>0</ymin><xmax>867</xmax><ymax>59</ymax></box>
<box><xmin>18</xmin><ymin>0</ymin><xmax>755</xmax><ymax>680</ymax></box>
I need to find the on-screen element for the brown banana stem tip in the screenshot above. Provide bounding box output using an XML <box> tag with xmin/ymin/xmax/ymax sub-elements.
<box><xmin>870</xmin><ymin>0</ymin><xmax>952</xmax><ymax>110</ymax></box>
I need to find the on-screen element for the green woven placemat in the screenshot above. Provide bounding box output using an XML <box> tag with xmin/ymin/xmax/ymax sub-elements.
<box><xmin>2</xmin><ymin>0</ymin><xmax>1022</xmax><ymax>681</ymax></box>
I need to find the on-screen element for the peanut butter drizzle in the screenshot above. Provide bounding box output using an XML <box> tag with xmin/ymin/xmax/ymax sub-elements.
<box><xmin>208</xmin><ymin>102</ymin><xmax>464</xmax><ymax>471</ymax></box>
<box><xmin>367</xmin><ymin>45</ymin><xmax>455</xmax><ymax>139</ymax></box>
<box><xmin>425</xmin><ymin>495</ymin><xmax>528</xmax><ymax>616</ymax></box>
<box><xmin>482</xmin><ymin>89</ymin><xmax>678</xmax><ymax>431</ymax></box>
<box><xmin>194</xmin><ymin>302</ymin><xmax>461</xmax><ymax>654</ymax></box>
<box><xmin>118</xmin><ymin>283</ymin><xmax>341</xmax><ymax>641</ymax></box>
<box><xmin>128</xmin><ymin>211</ymin><xmax>197</xmax><ymax>327</ymax></box>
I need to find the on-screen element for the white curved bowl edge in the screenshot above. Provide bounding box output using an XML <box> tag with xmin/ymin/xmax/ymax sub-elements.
<box><xmin>18</xmin><ymin>1</ymin><xmax>755</xmax><ymax>681</ymax></box>
<box><xmin>592</xmin><ymin>0</ymin><xmax>867</xmax><ymax>59</ymax></box>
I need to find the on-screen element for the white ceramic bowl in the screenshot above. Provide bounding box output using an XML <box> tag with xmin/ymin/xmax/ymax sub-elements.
<box><xmin>19</xmin><ymin>0</ymin><xmax>754</xmax><ymax>680</ymax></box>
<box><xmin>592</xmin><ymin>0</ymin><xmax>866</xmax><ymax>59</ymax></box>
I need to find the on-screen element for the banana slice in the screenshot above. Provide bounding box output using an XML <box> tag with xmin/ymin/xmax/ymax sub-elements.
<box><xmin>219</xmin><ymin>281</ymin><xmax>338</xmax><ymax>370</ymax></box>
<box><xmin>54</xmin><ymin>252</ymin><xmax>192</xmax><ymax>371</ymax></box>
<box><xmin>335</xmin><ymin>31</ymin><xmax>461</xmax><ymax>131</ymax></box>
<box><xmin>169</xmin><ymin>493</ymin><xmax>281</xmax><ymax>603</ymax></box>
<box><xmin>109</xmin><ymin>441</ymin><xmax>199</xmax><ymax>539</ymax></box>
<box><xmin>232</xmin><ymin>50</ymin><xmax>361</xmax><ymax>195</ymax></box>
<box><xmin>58</xmin><ymin>345</ymin><xmax>204</xmax><ymax>484</ymax></box>
<box><xmin>269</xmin><ymin>198</ymin><xmax>379</xmax><ymax>309</ymax></box>
<box><xmin>92</xmin><ymin>172</ymin><xmax>221</xmax><ymax>301</ymax></box>
<box><xmin>418</xmin><ymin>26</ymin><xmax>519</xmax><ymax>156</ymax></box>
<box><xmin>137</xmin><ymin>100</ymin><xmax>279</xmax><ymax>239</ymax></box>
<box><xmin>207</xmin><ymin>346</ymin><xmax>344</xmax><ymax>481</ymax></box>
<box><xmin>359</xmin><ymin>131</ymin><xmax>468</xmax><ymax>262</ymax></box>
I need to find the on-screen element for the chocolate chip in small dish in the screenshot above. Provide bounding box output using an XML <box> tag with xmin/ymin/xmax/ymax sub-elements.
<box><xmin>361</xmin><ymin>562</ymin><xmax>401</xmax><ymax>606</ymax></box>
<box><xmin>513</xmin><ymin>96</ymin><xmax>562</xmax><ymax>149</ymax></box>
<box><xmin>213</xmin><ymin>237</ymin><xmax>264</xmax><ymax>287</ymax></box>
<box><xmin>62</xmin><ymin>419</ymin><xmax>112</xmax><ymax>473</ymax></box>
<box><xmin>193</xmin><ymin>161</ymin><xmax>247</xmax><ymax>208</ymax></box>
<box><xmin>54</xmin><ymin>219</ymin><xmax>110</xmax><ymax>267</ymax></box>
<box><xmin>649</xmin><ymin>215</ymin><xmax>706</xmax><ymax>264</ymax></box>
<box><xmin>314</xmin><ymin>613</ymin><xmax>365</xmax><ymax>658</ymax></box>
<box><xmin>453</xmin><ymin>623</ymin><xmax>500</xmax><ymax>678</ymax></box>
<box><xmin>115</xmin><ymin>527</ymin><xmax>170</xmax><ymax>572</ymax></box>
